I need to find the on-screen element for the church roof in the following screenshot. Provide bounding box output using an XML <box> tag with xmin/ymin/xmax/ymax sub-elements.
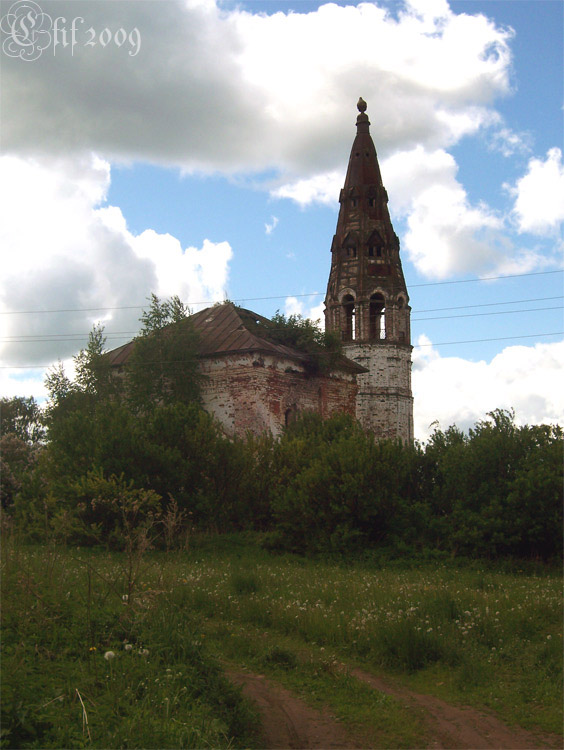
<box><xmin>343</xmin><ymin>97</ymin><xmax>385</xmax><ymax>191</ymax></box>
<box><xmin>106</xmin><ymin>302</ymin><xmax>366</xmax><ymax>374</ymax></box>
<box><xmin>191</xmin><ymin>303</ymin><xmax>309</xmax><ymax>360</ymax></box>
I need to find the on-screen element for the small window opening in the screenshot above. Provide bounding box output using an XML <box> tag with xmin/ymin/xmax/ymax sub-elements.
<box><xmin>369</xmin><ymin>197</ymin><xmax>376</xmax><ymax>208</ymax></box>
<box><xmin>369</xmin><ymin>293</ymin><xmax>385</xmax><ymax>340</ymax></box>
<box><xmin>376</xmin><ymin>246</ymin><xmax>382</xmax><ymax>258</ymax></box>
<box><xmin>351</xmin><ymin>197</ymin><xmax>358</xmax><ymax>208</ymax></box>
<box><xmin>285</xmin><ymin>406</ymin><xmax>297</xmax><ymax>427</ymax></box>
<box><xmin>342</xmin><ymin>294</ymin><xmax>356</xmax><ymax>341</ymax></box>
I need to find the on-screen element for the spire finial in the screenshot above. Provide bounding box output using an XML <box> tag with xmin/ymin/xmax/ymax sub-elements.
<box><xmin>357</xmin><ymin>97</ymin><xmax>367</xmax><ymax>113</ymax></box>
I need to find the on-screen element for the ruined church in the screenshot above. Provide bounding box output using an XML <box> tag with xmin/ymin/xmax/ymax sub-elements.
<box><xmin>108</xmin><ymin>100</ymin><xmax>413</xmax><ymax>441</ymax></box>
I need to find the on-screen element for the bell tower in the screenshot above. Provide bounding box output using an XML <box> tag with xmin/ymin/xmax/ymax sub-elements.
<box><xmin>325</xmin><ymin>99</ymin><xmax>413</xmax><ymax>441</ymax></box>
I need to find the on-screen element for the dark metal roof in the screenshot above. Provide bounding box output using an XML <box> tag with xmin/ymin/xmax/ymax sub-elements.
<box><xmin>189</xmin><ymin>303</ymin><xmax>308</xmax><ymax>360</ymax></box>
<box><xmin>106</xmin><ymin>303</ymin><xmax>366</xmax><ymax>374</ymax></box>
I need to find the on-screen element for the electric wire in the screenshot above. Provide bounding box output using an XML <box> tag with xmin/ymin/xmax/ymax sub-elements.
<box><xmin>2</xmin><ymin>302</ymin><xmax>562</xmax><ymax>344</ymax></box>
<box><xmin>1</xmin><ymin>270</ymin><xmax>562</xmax><ymax>367</ymax></box>
<box><xmin>1</xmin><ymin>269</ymin><xmax>562</xmax><ymax>316</ymax></box>
<box><xmin>1</xmin><ymin>331</ymin><xmax>563</xmax><ymax>369</ymax></box>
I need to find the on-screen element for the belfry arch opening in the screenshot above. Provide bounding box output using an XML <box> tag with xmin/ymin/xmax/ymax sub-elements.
<box><xmin>369</xmin><ymin>293</ymin><xmax>385</xmax><ymax>340</ymax></box>
<box><xmin>342</xmin><ymin>294</ymin><xmax>356</xmax><ymax>341</ymax></box>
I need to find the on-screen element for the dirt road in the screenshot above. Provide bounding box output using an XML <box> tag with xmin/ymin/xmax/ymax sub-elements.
<box><xmin>229</xmin><ymin>667</ymin><xmax>561</xmax><ymax>749</ymax></box>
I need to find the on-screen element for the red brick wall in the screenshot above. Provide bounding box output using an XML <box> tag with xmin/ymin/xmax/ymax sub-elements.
<box><xmin>199</xmin><ymin>353</ymin><xmax>358</xmax><ymax>437</ymax></box>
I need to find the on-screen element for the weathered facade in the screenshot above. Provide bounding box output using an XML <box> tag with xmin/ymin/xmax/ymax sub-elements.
<box><xmin>324</xmin><ymin>99</ymin><xmax>414</xmax><ymax>441</ymax></box>
<box><xmin>191</xmin><ymin>304</ymin><xmax>363</xmax><ymax>437</ymax></box>
<box><xmin>107</xmin><ymin>302</ymin><xmax>364</xmax><ymax>438</ymax></box>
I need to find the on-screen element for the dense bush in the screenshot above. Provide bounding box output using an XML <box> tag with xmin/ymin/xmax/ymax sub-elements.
<box><xmin>423</xmin><ymin>410</ymin><xmax>563</xmax><ymax>559</ymax></box>
<box><xmin>264</xmin><ymin>410</ymin><xmax>562</xmax><ymax>559</ymax></box>
<box><xmin>266</xmin><ymin>413</ymin><xmax>425</xmax><ymax>553</ymax></box>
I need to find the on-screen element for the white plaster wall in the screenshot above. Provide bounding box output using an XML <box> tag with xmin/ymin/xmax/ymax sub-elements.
<box><xmin>343</xmin><ymin>342</ymin><xmax>413</xmax><ymax>441</ymax></box>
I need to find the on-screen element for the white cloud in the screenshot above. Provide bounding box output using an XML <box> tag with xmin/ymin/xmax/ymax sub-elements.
<box><xmin>382</xmin><ymin>146</ymin><xmax>504</xmax><ymax>277</ymax></box>
<box><xmin>412</xmin><ymin>335</ymin><xmax>564</xmax><ymax>441</ymax></box>
<box><xmin>2</xmin><ymin>0</ymin><xmax>513</xmax><ymax>180</ymax></box>
<box><xmin>0</xmin><ymin>155</ymin><xmax>232</xmax><ymax>375</ymax></box>
<box><xmin>272</xmin><ymin>172</ymin><xmax>342</xmax><ymax>207</ymax></box>
<box><xmin>284</xmin><ymin>296</ymin><xmax>325</xmax><ymax>325</ymax></box>
<box><xmin>487</xmin><ymin>126</ymin><xmax>532</xmax><ymax>157</ymax></box>
<box><xmin>507</xmin><ymin>148</ymin><xmax>564</xmax><ymax>236</ymax></box>
<box><xmin>276</xmin><ymin>141</ymin><xmax>554</xmax><ymax>281</ymax></box>
<box><xmin>265</xmin><ymin>216</ymin><xmax>279</xmax><ymax>235</ymax></box>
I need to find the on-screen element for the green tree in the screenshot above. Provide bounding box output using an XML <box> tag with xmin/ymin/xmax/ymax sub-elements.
<box><xmin>265</xmin><ymin>312</ymin><xmax>343</xmax><ymax>374</ymax></box>
<box><xmin>0</xmin><ymin>396</ymin><xmax>45</xmax><ymax>444</ymax></box>
<box><xmin>73</xmin><ymin>323</ymin><xmax>115</xmax><ymax>399</ymax></box>
<box><xmin>125</xmin><ymin>294</ymin><xmax>202</xmax><ymax>410</ymax></box>
<box><xmin>0</xmin><ymin>397</ymin><xmax>46</xmax><ymax>510</ymax></box>
<box><xmin>423</xmin><ymin>410</ymin><xmax>563</xmax><ymax>559</ymax></box>
<box><xmin>268</xmin><ymin>413</ymin><xmax>424</xmax><ymax>553</ymax></box>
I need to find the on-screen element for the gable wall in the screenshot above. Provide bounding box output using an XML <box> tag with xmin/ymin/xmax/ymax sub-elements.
<box><xmin>198</xmin><ymin>353</ymin><xmax>358</xmax><ymax>437</ymax></box>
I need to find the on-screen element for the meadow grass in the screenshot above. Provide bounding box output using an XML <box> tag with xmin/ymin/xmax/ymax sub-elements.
<box><xmin>2</xmin><ymin>534</ymin><xmax>562</xmax><ymax>748</ymax></box>
<box><xmin>179</xmin><ymin>536</ymin><xmax>563</xmax><ymax>735</ymax></box>
<box><xmin>1</xmin><ymin>539</ymin><xmax>260</xmax><ymax>749</ymax></box>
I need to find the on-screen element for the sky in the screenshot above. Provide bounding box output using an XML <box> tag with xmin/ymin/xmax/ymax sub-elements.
<box><xmin>0</xmin><ymin>0</ymin><xmax>563</xmax><ymax>441</ymax></box>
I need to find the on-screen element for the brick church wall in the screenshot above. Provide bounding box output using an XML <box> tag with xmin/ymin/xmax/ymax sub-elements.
<box><xmin>199</xmin><ymin>353</ymin><xmax>358</xmax><ymax>438</ymax></box>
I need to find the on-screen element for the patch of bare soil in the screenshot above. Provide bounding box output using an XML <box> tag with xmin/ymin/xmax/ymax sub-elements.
<box><xmin>229</xmin><ymin>667</ymin><xmax>562</xmax><ymax>750</ymax></box>
<box><xmin>228</xmin><ymin>670</ymin><xmax>362</xmax><ymax>749</ymax></box>
<box><xmin>351</xmin><ymin>667</ymin><xmax>562</xmax><ymax>750</ymax></box>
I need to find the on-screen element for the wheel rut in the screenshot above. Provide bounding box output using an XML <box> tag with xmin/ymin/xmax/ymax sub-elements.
<box><xmin>228</xmin><ymin>666</ymin><xmax>562</xmax><ymax>749</ymax></box>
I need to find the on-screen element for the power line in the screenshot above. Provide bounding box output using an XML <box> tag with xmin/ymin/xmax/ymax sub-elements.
<box><xmin>412</xmin><ymin>305</ymin><xmax>563</xmax><ymax>322</ymax></box>
<box><xmin>416</xmin><ymin>295</ymin><xmax>563</xmax><ymax>313</ymax></box>
<box><xmin>2</xmin><ymin>331</ymin><xmax>562</xmax><ymax>369</ymax></box>
<box><xmin>413</xmin><ymin>332</ymin><xmax>564</xmax><ymax>348</ymax></box>
<box><xmin>3</xmin><ymin>303</ymin><xmax>563</xmax><ymax>344</ymax></box>
<box><xmin>409</xmin><ymin>269</ymin><xmax>563</xmax><ymax>289</ymax></box>
<box><xmin>1</xmin><ymin>269</ymin><xmax>562</xmax><ymax>316</ymax></box>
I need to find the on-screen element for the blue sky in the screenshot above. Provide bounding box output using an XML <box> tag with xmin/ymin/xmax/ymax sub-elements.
<box><xmin>1</xmin><ymin>0</ymin><xmax>563</xmax><ymax>439</ymax></box>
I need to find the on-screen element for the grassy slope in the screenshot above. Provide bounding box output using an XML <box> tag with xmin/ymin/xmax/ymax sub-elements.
<box><xmin>182</xmin><ymin>535</ymin><xmax>563</xmax><ymax>736</ymax></box>
<box><xmin>2</xmin><ymin>534</ymin><xmax>562</xmax><ymax>748</ymax></box>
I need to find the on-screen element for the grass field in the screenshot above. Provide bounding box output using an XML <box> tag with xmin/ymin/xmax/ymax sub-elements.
<box><xmin>2</xmin><ymin>533</ymin><xmax>562</xmax><ymax>748</ymax></box>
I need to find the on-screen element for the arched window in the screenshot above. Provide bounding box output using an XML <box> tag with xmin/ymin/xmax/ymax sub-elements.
<box><xmin>367</xmin><ymin>230</ymin><xmax>384</xmax><ymax>259</ymax></box>
<box><xmin>285</xmin><ymin>406</ymin><xmax>297</xmax><ymax>427</ymax></box>
<box><xmin>342</xmin><ymin>294</ymin><xmax>356</xmax><ymax>341</ymax></box>
<box><xmin>343</xmin><ymin>232</ymin><xmax>358</xmax><ymax>259</ymax></box>
<box><xmin>369</xmin><ymin>293</ymin><xmax>385</xmax><ymax>340</ymax></box>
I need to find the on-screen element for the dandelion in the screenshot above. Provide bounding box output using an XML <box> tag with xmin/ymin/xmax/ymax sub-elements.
<box><xmin>124</xmin><ymin>644</ymin><xmax>133</xmax><ymax>652</ymax></box>
<box><xmin>89</xmin><ymin>646</ymin><xmax>97</xmax><ymax>652</ymax></box>
<box><xmin>122</xmin><ymin>594</ymin><xmax>129</xmax><ymax>602</ymax></box>
<box><xmin>104</xmin><ymin>651</ymin><xmax>115</xmax><ymax>661</ymax></box>
<box><xmin>139</xmin><ymin>648</ymin><xmax>150</xmax><ymax>657</ymax></box>
<box><xmin>547</xmin><ymin>635</ymin><xmax>552</xmax><ymax>640</ymax></box>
